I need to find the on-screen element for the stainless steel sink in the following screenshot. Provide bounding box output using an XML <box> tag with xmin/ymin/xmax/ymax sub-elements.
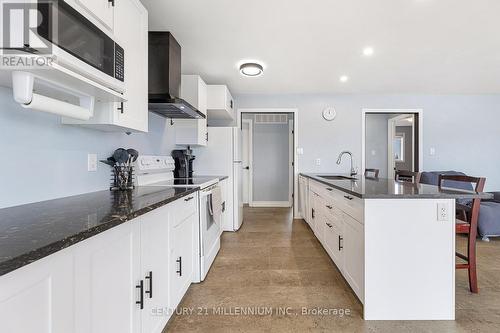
<box><xmin>318</xmin><ymin>175</ymin><xmax>357</xmax><ymax>180</ymax></box>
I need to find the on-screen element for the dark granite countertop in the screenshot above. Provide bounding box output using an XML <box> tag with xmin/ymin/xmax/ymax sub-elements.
<box><xmin>301</xmin><ymin>173</ymin><xmax>493</xmax><ymax>200</ymax></box>
<box><xmin>0</xmin><ymin>186</ymin><xmax>198</xmax><ymax>276</ymax></box>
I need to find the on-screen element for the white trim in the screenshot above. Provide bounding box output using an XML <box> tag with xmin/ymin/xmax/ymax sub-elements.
<box><xmin>251</xmin><ymin>201</ymin><xmax>291</xmax><ymax>208</ymax></box>
<box><xmin>238</xmin><ymin>108</ymin><xmax>299</xmax><ymax>218</ymax></box>
<box><xmin>242</xmin><ymin>119</ymin><xmax>254</xmax><ymax>206</ymax></box>
<box><xmin>361</xmin><ymin>109</ymin><xmax>423</xmax><ymax>179</ymax></box>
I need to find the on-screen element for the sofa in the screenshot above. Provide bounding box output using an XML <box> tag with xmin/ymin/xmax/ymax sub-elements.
<box><xmin>420</xmin><ymin>171</ymin><xmax>500</xmax><ymax>241</ymax></box>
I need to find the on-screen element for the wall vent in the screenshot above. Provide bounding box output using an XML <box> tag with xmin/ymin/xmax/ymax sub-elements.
<box><xmin>254</xmin><ymin>114</ymin><xmax>288</xmax><ymax>124</ymax></box>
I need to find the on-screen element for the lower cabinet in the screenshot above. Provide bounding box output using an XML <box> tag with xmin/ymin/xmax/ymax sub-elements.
<box><xmin>0</xmin><ymin>193</ymin><xmax>199</xmax><ymax>333</ymax></box>
<box><xmin>0</xmin><ymin>249</ymin><xmax>75</xmax><ymax>333</ymax></box>
<box><xmin>169</xmin><ymin>212</ymin><xmax>196</xmax><ymax>310</ymax></box>
<box><xmin>308</xmin><ymin>181</ymin><xmax>365</xmax><ymax>303</ymax></box>
<box><xmin>73</xmin><ymin>220</ymin><xmax>142</xmax><ymax>333</ymax></box>
<box><xmin>298</xmin><ymin>175</ymin><xmax>309</xmax><ymax>222</ymax></box>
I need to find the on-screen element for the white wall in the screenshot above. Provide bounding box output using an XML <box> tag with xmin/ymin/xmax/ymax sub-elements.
<box><xmin>236</xmin><ymin>94</ymin><xmax>500</xmax><ymax>191</ymax></box>
<box><xmin>0</xmin><ymin>86</ymin><xmax>179</xmax><ymax>208</ymax></box>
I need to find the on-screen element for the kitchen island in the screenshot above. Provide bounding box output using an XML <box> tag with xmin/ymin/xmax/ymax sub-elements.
<box><xmin>299</xmin><ymin>173</ymin><xmax>491</xmax><ymax>320</ymax></box>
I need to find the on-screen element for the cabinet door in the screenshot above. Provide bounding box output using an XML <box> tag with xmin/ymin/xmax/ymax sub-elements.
<box><xmin>0</xmin><ymin>250</ymin><xmax>74</xmax><ymax>333</ymax></box>
<box><xmin>74</xmin><ymin>221</ymin><xmax>141</xmax><ymax>333</ymax></box>
<box><xmin>76</xmin><ymin>0</ymin><xmax>114</xmax><ymax>30</ymax></box>
<box><xmin>309</xmin><ymin>191</ymin><xmax>318</xmax><ymax>234</ymax></box>
<box><xmin>219</xmin><ymin>179</ymin><xmax>228</xmax><ymax>230</ymax></box>
<box><xmin>175</xmin><ymin>119</ymin><xmax>208</xmax><ymax>146</ymax></box>
<box><xmin>169</xmin><ymin>213</ymin><xmax>196</xmax><ymax>310</ymax></box>
<box><xmin>140</xmin><ymin>206</ymin><xmax>172</xmax><ymax>333</ymax></box>
<box><xmin>113</xmin><ymin>0</ymin><xmax>148</xmax><ymax>132</ymax></box>
<box><xmin>343</xmin><ymin>214</ymin><xmax>364</xmax><ymax>301</ymax></box>
<box><xmin>326</xmin><ymin>217</ymin><xmax>344</xmax><ymax>269</ymax></box>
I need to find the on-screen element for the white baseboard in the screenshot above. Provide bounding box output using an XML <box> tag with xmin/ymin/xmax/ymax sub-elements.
<box><xmin>250</xmin><ymin>201</ymin><xmax>291</xmax><ymax>207</ymax></box>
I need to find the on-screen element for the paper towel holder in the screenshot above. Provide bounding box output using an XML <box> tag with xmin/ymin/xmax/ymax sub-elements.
<box><xmin>12</xmin><ymin>71</ymin><xmax>95</xmax><ymax>121</ymax></box>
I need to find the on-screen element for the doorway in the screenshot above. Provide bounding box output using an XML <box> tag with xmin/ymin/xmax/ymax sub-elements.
<box><xmin>240</xmin><ymin>112</ymin><xmax>295</xmax><ymax>208</ymax></box>
<box><xmin>362</xmin><ymin>109</ymin><xmax>423</xmax><ymax>179</ymax></box>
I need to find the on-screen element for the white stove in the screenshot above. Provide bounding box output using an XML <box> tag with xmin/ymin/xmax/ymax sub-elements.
<box><xmin>134</xmin><ymin>155</ymin><xmax>222</xmax><ymax>283</ymax></box>
<box><xmin>135</xmin><ymin>155</ymin><xmax>218</xmax><ymax>189</ymax></box>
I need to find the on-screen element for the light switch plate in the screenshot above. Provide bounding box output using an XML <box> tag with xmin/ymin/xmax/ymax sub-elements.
<box><xmin>296</xmin><ymin>148</ymin><xmax>304</xmax><ymax>155</ymax></box>
<box><xmin>88</xmin><ymin>153</ymin><xmax>97</xmax><ymax>172</ymax></box>
<box><xmin>430</xmin><ymin>147</ymin><xmax>436</xmax><ymax>156</ymax></box>
<box><xmin>315</xmin><ymin>158</ymin><xmax>321</xmax><ymax>166</ymax></box>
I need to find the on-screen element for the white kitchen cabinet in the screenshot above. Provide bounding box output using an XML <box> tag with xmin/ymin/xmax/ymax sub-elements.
<box><xmin>169</xmin><ymin>212</ymin><xmax>197</xmax><ymax>310</ymax></box>
<box><xmin>323</xmin><ymin>215</ymin><xmax>344</xmax><ymax>268</ymax></box>
<box><xmin>63</xmin><ymin>0</ymin><xmax>149</xmax><ymax>132</ymax></box>
<box><xmin>342</xmin><ymin>213</ymin><xmax>364</xmax><ymax>301</ymax></box>
<box><xmin>140</xmin><ymin>206</ymin><xmax>172</xmax><ymax>333</ymax></box>
<box><xmin>207</xmin><ymin>85</ymin><xmax>235</xmax><ymax>121</ymax></box>
<box><xmin>309</xmin><ymin>190</ymin><xmax>319</xmax><ymax>236</ymax></box>
<box><xmin>0</xmin><ymin>249</ymin><xmax>75</xmax><ymax>333</ymax></box>
<box><xmin>73</xmin><ymin>220</ymin><xmax>142</xmax><ymax>333</ymax></box>
<box><xmin>175</xmin><ymin>75</ymin><xmax>208</xmax><ymax>146</ymax></box>
<box><xmin>75</xmin><ymin>0</ymin><xmax>114</xmax><ymax>31</ymax></box>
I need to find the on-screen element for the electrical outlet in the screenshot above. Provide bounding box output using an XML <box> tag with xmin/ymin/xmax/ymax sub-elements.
<box><xmin>430</xmin><ymin>147</ymin><xmax>436</xmax><ymax>156</ymax></box>
<box><xmin>315</xmin><ymin>158</ymin><xmax>321</xmax><ymax>166</ymax></box>
<box><xmin>437</xmin><ymin>202</ymin><xmax>448</xmax><ymax>221</ymax></box>
<box><xmin>88</xmin><ymin>153</ymin><xmax>97</xmax><ymax>172</ymax></box>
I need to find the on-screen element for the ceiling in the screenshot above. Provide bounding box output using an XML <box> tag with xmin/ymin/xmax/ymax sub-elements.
<box><xmin>141</xmin><ymin>0</ymin><xmax>500</xmax><ymax>95</ymax></box>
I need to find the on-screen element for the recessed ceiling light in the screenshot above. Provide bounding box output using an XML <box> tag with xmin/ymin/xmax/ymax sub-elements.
<box><xmin>339</xmin><ymin>75</ymin><xmax>349</xmax><ymax>83</ymax></box>
<box><xmin>363</xmin><ymin>47</ymin><xmax>374</xmax><ymax>56</ymax></box>
<box><xmin>240</xmin><ymin>62</ymin><xmax>264</xmax><ymax>77</ymax></box>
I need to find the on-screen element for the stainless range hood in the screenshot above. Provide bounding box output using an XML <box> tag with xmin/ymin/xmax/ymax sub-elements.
<box><xmin>148</xmin><ymin>32</ymin><xmax>205</xmax><ymax>119</ymax></box>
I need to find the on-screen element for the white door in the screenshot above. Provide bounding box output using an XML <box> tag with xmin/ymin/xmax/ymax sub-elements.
<box><xmin>140</xmin><ymin>206</ymin><xmax>172</xmax><ymax>333</ymax></box>
<box><xmin>113</xmin><ymin>0</ymin><xmax>148</xmax><ymax>132</ymax></box>
<box><xmin>242</xmin><ymin>120</ymin><xmax>251</xmax><ymax>204</ymax></box>
<box><xmin>74</xmin><ymin>221</ymin><xmax>141</xmax><ymax>333</ymax></box>
<box><xmin>0</xmin><ymin>250</ymin><xmax>74</xmax><ymax>333</ymax></box>
<box><xmin>76</xmin><ymin>0</ymin><xmax>114</xmax><ymax>30</ymax></box>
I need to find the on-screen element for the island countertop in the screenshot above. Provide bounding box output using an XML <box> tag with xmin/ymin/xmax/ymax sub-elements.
<box><xmin>301</xmin><ymin>173</ymin><xmax>493</xmax><ymax>200</ymax></box>
<box><xmin>0</xmin><ymin>186</ymin><xmax>199</xmax><ymax>276</ymax></box>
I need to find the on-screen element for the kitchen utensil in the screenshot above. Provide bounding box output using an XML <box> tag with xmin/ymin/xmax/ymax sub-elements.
<box><xmin>127</xmin><ymin>149</ymin><xmax>139</xmax><ymax>163</ymax></box>
<box><xmin>113</xmin><ymin>148</ymin><xmax>129</xmax><ymax>164</ymax></box>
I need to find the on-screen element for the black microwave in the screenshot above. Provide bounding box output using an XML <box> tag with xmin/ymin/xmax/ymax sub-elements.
<box><xmin>37</xmin><ymin>0</ymin><xmax>124</xmax><ymax>83</ymax></box>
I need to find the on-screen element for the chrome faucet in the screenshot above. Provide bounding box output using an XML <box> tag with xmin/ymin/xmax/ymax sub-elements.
<box><xmin>336</xmin><ymin>151</ymin><xmax>357</xmax><ymax>177</ymax></box>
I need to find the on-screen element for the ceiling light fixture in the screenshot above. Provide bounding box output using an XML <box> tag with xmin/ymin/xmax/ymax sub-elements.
<box><xmin>363</xmin><ymin>47</ymin><xmax>374</xmax><ymax>56</ymax></box>
<box><xmin>339</xmin><ymin>75</ymin><xmax>349</xmax><ymax>83</ymax></box>
<box><xmin>239</xmin><ymin>62</ymin><xmax>264</xmax><ymax>77</ymax></box>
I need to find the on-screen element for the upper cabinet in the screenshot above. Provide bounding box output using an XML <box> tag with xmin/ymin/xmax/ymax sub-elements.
<box><xmin>207</xmin><ymin>85</ymin><xmax>235</xmax><ymax>121</ymax></box>
<box><xmin>175</xmin><ymin>75</ymin><xmax>208</xmax><ymax>146</ymax></box>
<box><xmin>62</xmin><ymin>0</ymin><xmax>149</xmax><ymax>132</ymax></box>
<box><xmin>76</xmin><ymin>0</ymin><xmax>114</xmax><ymax>31</ymax></box>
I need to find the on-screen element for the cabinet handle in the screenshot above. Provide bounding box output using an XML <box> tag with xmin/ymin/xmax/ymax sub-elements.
<box><xmin>343</xmin><ymin>195</ymin><xmax>354</xmax><ymax>201</ymax></box>
<box><xmin>117</xmin><ymin>102</ymin><xmax>124</xmax><ymax>114</ymax></box>
<box><xmin>311</xmin><ymin>208</ymin><xmax>315</xmax><ymax>219</ymax></box>
<box><xmin>206</xmin><ymin>132</ymin><xmax>209</xmax><ymax>142</ymax></box>
<box><xmin>145</xmin><ymin>271</ymin><xmax>153</xmax><ymax>299</ymax></box>
<box><xmin>326</xmin><ymin>188</ymin><xmax>333</xmax><ymax>191</ymax></box>
<box><xmin>338</xmin><ymin>236</ymin><xmax>343</xmax><ymax>251</ymax></box>
<box><xmin>184</xmin><ymin>196</ymin><xmax>194</xmax><ymax>202</ymax></box>
<box><xmin>108</xmin><ymin>0</ymin><xmax>115</xmax><ymax>7</ymax></box>
<box><xmin>176</xmin><ymin>257</ymin><xmax>182</xmax><ymax>276</ymax></box>
<box><xmin>326</xmin><ymin>222</ymin><xmax>332</xmax><ymax>228</ymax></box>
<box><xmin>222</xmin><ymin>201</ymin><xmax>226</xmax><ymax>212</ymax></box>
<box><xmin>136</xmin><ymin>280</ymin><xmax>144</xmax><ymax>309</ymax></box>
<box><xmin>326</xmin><ymin>205</ymin><xmax>332</xmax><ymax>209</ymax></box>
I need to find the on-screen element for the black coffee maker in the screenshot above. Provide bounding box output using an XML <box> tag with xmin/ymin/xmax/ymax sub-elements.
<box><xmin>172</xmin><ymin>148</ymin><xmax>195</xmax><ymax>178</ymax></box>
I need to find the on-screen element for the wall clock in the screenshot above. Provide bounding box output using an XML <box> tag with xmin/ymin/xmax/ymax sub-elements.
<box><xmin>322</xmin><ymin>107</ymin><xmax>337</xmax><ymax>121</ymax></box>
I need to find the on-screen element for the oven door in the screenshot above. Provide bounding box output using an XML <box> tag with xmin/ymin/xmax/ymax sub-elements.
<box><xmin>199</xmin><ymin>185</ymin><xmax>222</xmax><ymax>257</ymax></box>
<box><xmin>36</xmin><ymin>0</ymin><xmax>124</xmax><ymax>91</ymax></box>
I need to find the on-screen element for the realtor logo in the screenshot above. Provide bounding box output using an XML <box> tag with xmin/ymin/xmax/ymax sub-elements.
<box><xmin>1</xmin><ymin>0</ymin><xmax>54</xmax><ymax>68</ymax></box>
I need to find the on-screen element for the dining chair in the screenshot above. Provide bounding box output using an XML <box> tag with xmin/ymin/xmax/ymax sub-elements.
<box><xmin>395</xmin><ymin>170</ymin><xmax>421</xmax><ymax>183</ymax></box>
<box><xmin>439</xmin><ymin>174</ymin><xmax>486</xmax><ymax>293</ymax></box>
